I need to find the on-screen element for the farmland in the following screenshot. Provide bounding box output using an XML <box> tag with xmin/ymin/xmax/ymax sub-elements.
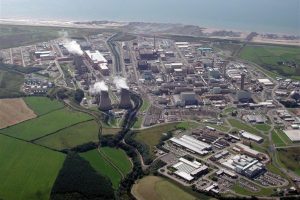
<box><xmin>35</xmin><ymin>120</ymin><xmax>99</xmax><ymax>150</ymax></box>
<box><xmin>239</xmin><ymin>45</ymin><xmax>300</xmax><ymax>80</ymax></box>
<box><xmin>132</xmin><ymin>176</ymin><xmax>211</xmax><ymax>200</ymax></box>
<box><xmin>23</xmin><ymin>96</ymin><xmax>65</xmax><ymax>116</ymax></box>
<box><xmin>0</xmin><ymin>98</ymin><xmax>36</xmax><ymax>129</ymax></box>
<box><xmin>0</xmin><ymin>108</ymin><xmax>93</xmax><ymax>140</ymax></box>
<box><xmin>80</xmin><ymin>147</ymin><xmax>132</xmax><ymax>189</ymax></box>
<box><xmin>0</xmin><ymin>69</ymin><xmax>24</xmax><ymax>98</ymax></box>
<box><xmin>0</xmin><ymin>134</ymin><xmax>65</xmax><ymax>200</ymax></box>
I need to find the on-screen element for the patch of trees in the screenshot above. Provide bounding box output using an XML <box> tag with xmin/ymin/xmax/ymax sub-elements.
<box><xmin>124</xmin><ymin>131</ymin><xmax>152</xmax><ymax>165</ymax></box>
<box><xmin>61</xmin><ymin>142</ymin><xmax>98</xmax><ymax>154</ymax></box>
<box><xmin>0</xmin><ymin>62</ymin><xmax>43</xmax><ymax>74</ymax></box>
<box><xmin>51</xmin><ymin>152</ymin><xmax>114</xmax><ymax>200</ymax></box>
<box><xmin>74</xmin><ymin>89</ymin><xmax>84</xmax><ymax>104</ymax></box>
<box><xmin>115</xmin><ymin>142</ymin><xmax>144</xmax><ymax>199</ymax></box>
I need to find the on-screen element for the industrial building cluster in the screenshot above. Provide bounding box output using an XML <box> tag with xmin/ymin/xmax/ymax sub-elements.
<box><xmin>0</xmin><ymin>29</ymin><xmax>299</xmax><ymax>197</ymax></box>
<box><xmin>157</xmin><ymin>126</ymin><xmax>287</xmax><ymax>195</ymax></box>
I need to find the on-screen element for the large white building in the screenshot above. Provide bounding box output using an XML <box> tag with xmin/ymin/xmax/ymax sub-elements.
<box><xmin>172</xmin><ymin>157</ymin><xmax>208</xmax><ymax>182</ymax></box>
<box><xmin>222</xmin><ymin>154</ymin><xmax>265</xmax><ymax>178</ymax></box>
<box><xmin>85</xmin><ymin>50</ymin><xmax>108</xmax><ymax>66</ymax></box>
<box><xmin>170</xmin><ymin>135</ymin><xmax>211</xmax><ymax>155</ymax></box>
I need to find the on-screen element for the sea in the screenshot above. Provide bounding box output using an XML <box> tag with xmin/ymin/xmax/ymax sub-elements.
<box><xmin>0</xmin><ymin>0</ymin><xmax>299</xmax><ymax>35</ymax></box>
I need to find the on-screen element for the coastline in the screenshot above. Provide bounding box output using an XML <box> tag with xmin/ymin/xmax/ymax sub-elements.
<box><xmin>0</xmin><ymin>18</ymin><xmax>299</xmax><ymax>47</ymax></box>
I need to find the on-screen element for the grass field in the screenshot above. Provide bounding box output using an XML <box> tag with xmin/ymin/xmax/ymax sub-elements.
<box><xmin>133</xmin><ymin>117</ymin><xmax>143</xmax><ymax>128</ymax></box>
<box><xmin>23</xmin><ymin>96</ymin><xmax>64</xmax><ymax>116</ymax></box>
<box><xmin>102</xmin><ymin>127</ymin><xmax>121</xmax><ymax>135</ymax></box>
<box><xmin>0</xmin><ymin>134</ymin><xmax>65</xmax><ymax>200</ymax></box>
<box><xmin>140</xmin><ymin>99</ymin><xmax>150</xmax><ymax>112</ymax></box>
<box><xmin>254</xmin><ymin>124</ymin><xmax>272</xmax><ymax>132</ymax></box>
<box><xmin>100</xmin><ymin>147</ymin><xmax>132</xmax><ymax>176</ymax></box>
<box><xmin>0</xmin><ymin>70</ymin><xmax>24</xmax><ymax>98</ymax></box>
<box><xmin>35</xmin><ymin>120</ymin><xmax>99</xmax><ymax>150</ymax></box>
<box><xmin>233</xmin><ymin>183</ymin><xmax>274</xmax><ymax>196</ymax></box>
<box><xmin>275</xmin><ymin>129</ymin><xmax>292</xmax><ymax>144</ymax></box>
<box><xmin>0</xmin><ymin>98</ymin><xmax>36</xmax><ymax>129</ymax></box>
<box><xmin>134</xmin><ymin>122</ymin><xmax>199</xmax><ymax>157</ymax></box>
<box><xmin>1</xmin><ymin>108</ymin><xmax>93</xmax><ymax>141</ymax></box>
<box><xmin>80</xmin><ymin>147</ymin><xmax>132</xmax><ymax>189</ymax></box>
<box><xmin>239</xmin><ymin>45</ymin><xmax>300</xmax><ymax>80</ymax></box>
<box><xmin>0</xmin><ymin>24</ymin><xmax>114</xmax><ymax>49</ymax></box>
<box><xmin>132</xmin><ymin>176</ymin><xmax>211</xmax><ymax>200</ymax></box>
<box><xmin>277</xmin><ymin>147</ymin><xmax>300</xmax><ymax>176</ymax></box>
<box><xmin>271</xmin><ymin>130</ymin><xmax>286</xmax><ymax>147</ymax></box>
<box><xmin>228</xmin><ymin>118</ymin><xmax>260</xmax><ymax>135</ymax></box>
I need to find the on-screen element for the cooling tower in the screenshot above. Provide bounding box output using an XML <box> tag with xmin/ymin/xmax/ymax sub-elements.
<box><xmin>119</xmin><ymin>88</ymin><xmax>132</xmax><ymax>109</ymax></box>
<box><xmin>99</xmin><ymin>90</ymin><xmax>112</xmax><ymax>111</ymax></box>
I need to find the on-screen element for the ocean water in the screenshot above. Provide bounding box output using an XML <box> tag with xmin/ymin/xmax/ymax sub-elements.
<box><xmin>0</xmin><ymin>0</ymin><xmax>299</xmax><ymax>35</ymax></box>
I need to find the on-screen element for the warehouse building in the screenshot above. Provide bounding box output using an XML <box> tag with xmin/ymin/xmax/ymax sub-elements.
<box><xmin>169</xmin><ymin>135</ymin><xmax>211</xmax><ymax>155</ymax></box>
<box><xmin>283</xmin><ymin>130</ymin><xmax>300</xmax><ymax>142</ymax></box>
<box><xmin>172</xmin><ymin>157</ymin><xmax>208</xmax><ymax>182</ymax></box>
<box><xmin>240</xmin><ymin>131</ymin><xmax>263</xmax><ymax>143</ymax></box>
<box><xmin>85</xmin><ymin>50</ymin><xmax>108</xmax><ymax>67</ymax></box>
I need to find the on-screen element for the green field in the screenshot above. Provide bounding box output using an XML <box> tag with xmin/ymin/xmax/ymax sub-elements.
<box><xmin>100</xmin><ymin>147</ymin><xmax>132</xmax><ymax>175</ymax></box>
<box><xmin>35</xmin><ymin>120</ymin><xmax>99</xmax><ymax>150</ymax></box>
<box><xmin>0</xmin><ymin>70</ymin><xmax>24</xmax><ymax>98</ymax></box>
<box><xmin>1</xmin><ymin>108</ymin><xmax>93</xmax><ymax>140</ymax></box>
<box><xmin>275</xmin><ymin>129</ymin><xmax>292</xmax><ymax>144</ymax></box>
<box><xmin>102</xmin><ymin>127</ymin><xmax>121</xmax><ymax>135</ymax></box>
<box><xmin>80</xmin><ymin>147</ymin><xmax>132</xmax><ymax>189</ymax></box>
<box><xmin>277</xmin><ymin>147</ymin><xmax>300</xmax><ymax>176</ymax></box>
<box><xmin>0</xmin><ymin>24</ymin><xmax>114</xmax><ymax>49</ymax></box>
<box><xmin>233</xmin><ymin>183</ymin><xmax>274</xmax><ymax>196</ymax></box>
<box><xmin>134</xmin><ymin>122</ymin><xmax>199</xmax><ymax>157</ymax></box>
<box><xmin>132</xmin><ymin>176</ymin><xmax>212</xmax><ymax>200</ymax></box>
<box><xmin>271</xmin><ymin>130</ymin><xmax>286</xmax><ymax>147</ymax></box>
<box><xmin>133</xmin><ymin>117</ymin><xmax>143</xmax><ymax>128</ymax></box>
<box><xmin>239</xmin><ymin>45</ymin><xmax>300</xmax><ymax>80</ymax></box>
<box><xmin>254</xmin><ymin>124</ymin><xmax>271</xmax><ymax>132</ymax></box>
<box><xmin>140</xmin><ymin>99</ymin><xmax>150</xmax><ymax>112</ymax></box>
<box><xmin>0</xmin><ymin>134</ymin><xmax>65</xmax><ymax>200</ymax></box>
<box><xmin>228</xmin><ymin>118</ymin><xmax>260</xmax><ymax>135</ymax></box>
<box><xmin>23</xmin><ymin>96</ymin><xmax>65</xmax><ymax>116</ymax></box>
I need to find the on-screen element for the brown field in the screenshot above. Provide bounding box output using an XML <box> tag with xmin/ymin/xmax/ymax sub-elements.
<box><xmin>131</xmin><ymin>176</ymin><xmax>200</xmax><ymax>200</ymax></box>
<box><xmin>0</xmin><ymin>98</ymin><xmax>36</xmax><ymax>129</ymax></box>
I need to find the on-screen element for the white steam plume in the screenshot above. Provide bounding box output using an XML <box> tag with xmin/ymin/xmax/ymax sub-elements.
<box><xmin>90</xmin><ymin>81</ymin><xmax>108</xmax><ymax>94</ymax></box>
<box><xmin>114</xmin><ymin>77</ymin><xmax>129</xmax><ymax>90</ymax></box>
<box><xmin>64</xmin><ymin>40</ymin><xmax>83</xmax><ymax>55</ymax></box>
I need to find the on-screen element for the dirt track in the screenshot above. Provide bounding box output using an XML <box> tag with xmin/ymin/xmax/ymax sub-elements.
<box><xmin>0</xmin><ymin>98</ymin><xmax>36</xmax><ymax>129</ymax></box>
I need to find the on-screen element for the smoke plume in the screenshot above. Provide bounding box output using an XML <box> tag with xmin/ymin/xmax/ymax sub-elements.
<box><xmin>64</xmin><ymin>40</ymin><xmax>83</xmax><ymax>55</ymax></box>
<box><xmin>91</xmin><ymin>81</ymin><xmax>108</xmax><ymax>94</ymax></box>
<box><xmin>114</xmin><ymin>77</ymin><xmax>129</xmax><ymax>90</ymax></box>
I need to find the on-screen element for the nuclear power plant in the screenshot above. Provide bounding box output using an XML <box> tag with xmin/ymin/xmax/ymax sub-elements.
<box><xmin>119</xmin><ymin>88</ymin><xmax>132</xmax><ymax>109</ymax></box>
<box><xmin>99</xmin><ymin>90</ymin><xmax>112</xmax><ymax>111</ymax></box>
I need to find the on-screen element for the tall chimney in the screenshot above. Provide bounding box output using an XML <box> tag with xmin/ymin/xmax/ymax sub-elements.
<box><xmin>240</xmin><ymin>73</ymin><xmax>245</xmax><ymax>90</ymax></box>
<box><xmin>99</xmin><ymin>90</ymin><xmax>112</xmax><ymax>111</ymax></box>
<box><xmin>119</xmin><ymin>88</ymin><xmax>132</xmax><ymax>109</ymax></box>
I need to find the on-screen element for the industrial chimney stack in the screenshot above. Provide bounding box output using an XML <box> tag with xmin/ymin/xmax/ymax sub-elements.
<box><xmin>240</xmin><ymin>73</ymin><xmax>245</xmax><ymax>90</ymax></box>
<box><xmin>119</xmin><ymin>88</ymin><xmax>132</xmax><ymax>109</ymax></box>
<box><xmin>99</xmin><ymin>90</ymin><xmax>112</xmax><ymax>111</ymax></box>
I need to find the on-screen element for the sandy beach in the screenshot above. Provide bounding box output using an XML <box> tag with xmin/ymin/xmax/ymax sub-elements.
<box><xmin>0</xmin><ymin>18</ymin><xmax>299</xmax><ymax>47</ymax></box>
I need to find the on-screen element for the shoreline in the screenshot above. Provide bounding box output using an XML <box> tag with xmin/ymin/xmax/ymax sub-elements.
<box><xmin>0</xmin><ymin>18</ymin><xmax>299</xmax><ymax>47</ymax></box>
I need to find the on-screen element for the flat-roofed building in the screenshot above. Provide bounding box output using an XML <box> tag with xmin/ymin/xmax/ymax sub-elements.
<box><xmin>283</xmin><ymin>129</ymin><xmax>300</xmax><ymax>142</ymax></box>
<box><xmin>169</xmin><ymin>135</ymin><xmax>211</xmax><ymax>155</ymax></box>
<box><xmin>240</xmin><ymin>131</ymin><xmax>263</xmax><ymax>143</ymax></box>
<box><xmin>172</xmin><ymin>157</ymin><xmax>208</xmax><ymax>182</ymax></box>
